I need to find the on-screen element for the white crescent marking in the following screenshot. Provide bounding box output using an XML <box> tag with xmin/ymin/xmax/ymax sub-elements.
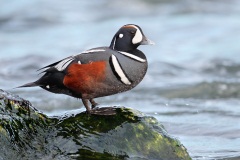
<box><xmin>129</xmin><ymin>25</ymin><xmax>143</xmax><ymax>44</ymax></box>
<box><xmin>111</xmin><ymin>55</ymin><xmax>131</xmax><ymax>85</ymax></box>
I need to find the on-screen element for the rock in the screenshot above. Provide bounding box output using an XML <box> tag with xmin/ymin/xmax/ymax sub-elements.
<box><xmin>0</xmin><ymin>89</ymin><xmax>191</xmax><ymax>160</ymax></box>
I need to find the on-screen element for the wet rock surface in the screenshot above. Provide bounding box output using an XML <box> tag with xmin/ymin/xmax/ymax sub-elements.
<box><xmin>0</xmin><ymin>89</ymin><xmax>191</xmax><ymax>160</ymax></box>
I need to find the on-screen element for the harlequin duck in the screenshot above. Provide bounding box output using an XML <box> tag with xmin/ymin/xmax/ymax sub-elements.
<box><xmin>19</xmin><ymin>24</ymin><xmax>154</xmax><ymax>114</ymax></box>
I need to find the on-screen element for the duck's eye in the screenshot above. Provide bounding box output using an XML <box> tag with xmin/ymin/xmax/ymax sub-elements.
<box><xmin>130</xmin><ymin>31</ymin><xmax>135</xmax><ymax>34</ymax></box>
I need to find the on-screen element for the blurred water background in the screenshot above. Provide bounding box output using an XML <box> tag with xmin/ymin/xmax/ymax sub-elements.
<box><xmin>1</xmin><ymin>0</ymin><xmax>240</xmax><ymax>159</ymax></box>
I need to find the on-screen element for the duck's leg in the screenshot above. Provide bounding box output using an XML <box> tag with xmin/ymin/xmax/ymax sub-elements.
<box><xmin>85</xmin><ymin>99</ymin><xmax>116</xmax><ymax>115</ymax></box>
<box><xmin>82</xmin><ymin>99</ymin><xmax>91</xmax><ymax>113</ymax></box>
<box><xmin>90</xmin><ymin>99</ymin><xmax>99</xmax><ymax>109</ymax></box>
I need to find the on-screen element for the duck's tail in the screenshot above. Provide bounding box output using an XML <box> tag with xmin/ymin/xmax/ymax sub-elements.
<box><xmin>16</xmin><ymin>82</ymin><xmax>39</xmax><ymax>88</ymax></box>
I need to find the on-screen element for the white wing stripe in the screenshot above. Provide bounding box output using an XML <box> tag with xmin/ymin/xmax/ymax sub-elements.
<box><xmin>55</xmin><ymin>57</ymin><xmax>74</xmax><ymax>71</ymax></box>
<box><xmin>54</xmin><ymin>49</ymin><xmax>106</xmax><ymax>71</ymax></box>
<box><xmin>82</xmin><ymin>49</ymin><xmax>106</xmax><ymax>54</ymax></box>
<box><xmin>118</xmin><ymin>51</ymin><xmax>146</xmax><ymax>62</ymax></box>
<box><xmin>111</xmin><ymin>55</ymin><xmax>131</xmax><ymax>85</ymax></box>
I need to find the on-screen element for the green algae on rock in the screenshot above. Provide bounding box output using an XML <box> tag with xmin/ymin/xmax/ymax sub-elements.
<box><xmin>0</xmin><ymin>89</ymin><xmax>191</xmax><ymax>160</ymax></box>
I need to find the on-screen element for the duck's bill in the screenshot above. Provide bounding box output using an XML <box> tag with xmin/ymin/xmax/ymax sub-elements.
<box><xmin>140</xmin><ymin>37</ymin><xmax>155</xmax><ymax>45</ymax></box>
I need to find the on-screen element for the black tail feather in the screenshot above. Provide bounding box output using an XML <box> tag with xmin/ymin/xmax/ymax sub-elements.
<box><xmin>16</xmin><ymin>82</ymin><xmax>39</xmax><ymax>88</ymax></box>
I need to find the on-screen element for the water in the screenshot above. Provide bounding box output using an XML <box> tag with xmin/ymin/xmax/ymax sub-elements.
<box><xmin>1</xmin><ymin>0</ymin><xmax>240</xmax><ymax>159</ymax></box>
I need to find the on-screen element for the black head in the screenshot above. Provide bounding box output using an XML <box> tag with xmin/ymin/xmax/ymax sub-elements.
<box><xmin>109</xmin><ymin>24</ymin><xmax>154</xmax><ymax>52</ymax></box>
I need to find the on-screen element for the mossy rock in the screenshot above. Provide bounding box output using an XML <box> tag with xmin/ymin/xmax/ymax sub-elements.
<box><xmin>0</xmin><ymin>89</ymin><xmax>191</xmax><ymax>160</ymax></box>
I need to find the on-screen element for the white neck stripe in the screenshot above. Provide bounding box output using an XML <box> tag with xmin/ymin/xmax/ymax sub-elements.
<box><xmin>112</xmin><ymin>37</ymin><xmax>116</xmax><ymax>50</ymax></box>
<box><xmin>111</xmin><ymin>55</ymin><xmax>131</xmax><ymax>85</ymax></box>
<box><xmin>118</xmin><ymin>51</ymin><xmax>146</xmax><ymax>63</ymax></box>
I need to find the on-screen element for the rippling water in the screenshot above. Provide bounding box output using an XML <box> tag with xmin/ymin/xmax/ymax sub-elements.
<box><xmin>1</xmin><ymin>0</ymin><xmax>240</xmax><ymax>159</ymax></box>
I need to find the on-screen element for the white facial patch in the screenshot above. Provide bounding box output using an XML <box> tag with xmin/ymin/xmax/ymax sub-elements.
<box><xmin>111</xmin><ymin>54</ymin><xmax>131</xmax><ymax>85</ymax></box>
<box><xmin>131</xmin><ymin>25</ymin><xmax>143</xmax><ymax>44</ymax></box>
<box><xmin>46</xmin><ymin>85</ymin><xmax>50</xmax><ymax>89</ymax></box>
<box><xmin>119</xmin><ymin>33</ymin><xmax>123</xmax><ymax>38</ymax></box>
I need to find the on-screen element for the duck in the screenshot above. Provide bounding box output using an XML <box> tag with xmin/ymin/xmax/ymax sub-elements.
<box><xmin>18</xmin><ymin>24</ymin><xmax>154</xmax><ymax>114</ymax></box>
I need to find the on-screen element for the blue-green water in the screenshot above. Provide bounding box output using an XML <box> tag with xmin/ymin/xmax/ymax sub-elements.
<box><xmin>1</xmin><ymin>0</ymin><xmax>240</xmax><ymax>159</ymax></box>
